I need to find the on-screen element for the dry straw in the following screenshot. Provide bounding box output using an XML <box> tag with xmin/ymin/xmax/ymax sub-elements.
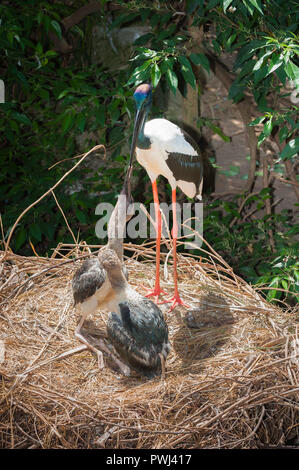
<box><xmin>0</xmin><ymin>146</ymin><xmax>298</xmax><ymax>449</ymax></box>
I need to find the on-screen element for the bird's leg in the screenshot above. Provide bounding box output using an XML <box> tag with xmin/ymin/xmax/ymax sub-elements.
<box><xmin>75</xmin><ymin>315</ymin><xmax>104</xmax><ymax>369</ymax></box>
<box><xmin>144</xmin><ymin>180</ymin><xmax>169</xmax><ymax>302</ymax></box>
<box><xmin>75</xmin><ymin>315</ymin><xmax>130</xmax><ymax>376</ymax></box>
<box><xmin>167</xmin><ymin>189</ymin><xmax>189</xmax><ymax>311</ymax></box>
<box><xmin>159</xmin><ymin>353</ymin><xmax>166</xmax><ymax>381</ymax></box>
<box><xmin>97</xmin><ymin>339</ymin><xmax>131</xmax><ymax>377</ymax></box>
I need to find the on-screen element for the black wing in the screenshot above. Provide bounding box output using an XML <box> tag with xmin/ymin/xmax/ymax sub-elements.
<box><xmin>165</xmin><ymin>130</ymin><xmax>203</xmax><ymax>193</ymax></box>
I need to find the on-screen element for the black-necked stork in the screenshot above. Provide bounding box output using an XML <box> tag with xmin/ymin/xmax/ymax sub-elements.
<box><xmin>72</xmin><ymin>173</ymin><xmax>134</xmax><ymax>375</ymax></box>
<box><xmin>129</xmin><ymin>83</ymin><xmax>203</xmax><ymax>311</ymax></box>
<box><xmin>99</xmin><ymin>248</ymin><xmax>170</xmax><ymax>378</ymax></box>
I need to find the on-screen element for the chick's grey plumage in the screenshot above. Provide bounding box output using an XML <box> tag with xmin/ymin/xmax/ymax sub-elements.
<box><xmin>107</xmin><ymin>300</ymin><xmax>170</xmax><ymax>374</ymax></box>
<box><xmin>72</xmin><ymin>258</ymin><xmax>106</xmax><ymax>306</ymax></box>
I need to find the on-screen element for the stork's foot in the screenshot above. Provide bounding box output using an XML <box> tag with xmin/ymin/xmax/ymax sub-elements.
<box><xmin>167</xmin><ymin>294</ymin><xmax>189</xmax><ymax>312</ymax></box>
<box><xmin>113</xmin><ymin>357</ymin><xmax>131</xmax><ymax>377</ymax></box>
<box><xmin>98</xmin><ymin>339</ymin><xmax>131</xmax><ymax>377</ymax></box>
<box><xmin>96</xmin><ymin>350</ymin><xmax>105</xmax><ymax>369</ymax></box>
<box><xmin>141</xmin><ymin>284</ymin><xmax>171</xmax><ymax>304</ymax></box>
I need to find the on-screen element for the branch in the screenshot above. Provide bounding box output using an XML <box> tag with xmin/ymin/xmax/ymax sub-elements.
<box><xmin>62</xmin><ymin>2</ymin><xmax>104</xmax><ymax>32</ymax></box>
<box><xmin>2</xmin><ymin>145</ymin><xmax>106</xmax><ymax>259</ymax></box>
<box><xmin>49</xmin><ymin>2</ymin><xmax>106</xmax><ymax>54</ymax></box>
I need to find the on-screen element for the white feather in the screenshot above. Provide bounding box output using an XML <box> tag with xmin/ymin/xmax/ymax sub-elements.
<box><xmin>136</xmin><ymin>118</ymin><xmax>198</xmax><ymax>193</ymax></box>
<box><xmin>144</xmin><ymin>119</ymin><xmax>197</xmax><ymax>156</ymax></box>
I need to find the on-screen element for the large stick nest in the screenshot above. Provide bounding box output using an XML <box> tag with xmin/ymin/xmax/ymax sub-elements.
<box><xmin>0</xmin><ymin>242</ymin><xmax>298</xmax><ymax>449</ymax></box>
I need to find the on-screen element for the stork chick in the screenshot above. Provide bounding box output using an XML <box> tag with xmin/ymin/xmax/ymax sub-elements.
<box><xmin>72</xmin><ymin>172</ymin><xmax>134</xmax><ymax>375</ymax></box>
<box><xmin>99</xmin><ymin>249</ymin><xmax>170</xmax><ymax>378</ymax></box>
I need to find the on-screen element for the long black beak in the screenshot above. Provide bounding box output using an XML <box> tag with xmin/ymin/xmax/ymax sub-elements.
<box><xmin>121</xmin><ymin>106</ymin><xmax>145</xmax><ymax>219</ymax></box>
<box><xmin>128</xmin><ymin>106</ymin><xmax>144</xmax><ymax>169</ymax></box>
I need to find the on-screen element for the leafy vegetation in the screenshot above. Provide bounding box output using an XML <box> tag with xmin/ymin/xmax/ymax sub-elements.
<box><xmin>1</xmin><ymin>0</ymin><xmax>298</xmax><ymax>305</ymax></box>
<box><xmin>204</xmin><ymin>193</ymin><xmax>298</xmax><ymax>305</ymax></box>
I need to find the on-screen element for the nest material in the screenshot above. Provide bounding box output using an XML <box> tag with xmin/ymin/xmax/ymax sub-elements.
<box><xmin>0</xmin><ymin>243</ymin><xmax>298</xmax><ymax>449</ymax></box>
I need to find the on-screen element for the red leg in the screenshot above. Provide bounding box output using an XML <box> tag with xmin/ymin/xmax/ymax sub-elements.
<box><xmin>143</xmin><ymin>181</ymin><xmax>169</xmax><ymax>303</ymax></box>
<box><xmin>167</xmin><ymin>189</ymin><xmax>189</xmax><ymax>311</ymax></box>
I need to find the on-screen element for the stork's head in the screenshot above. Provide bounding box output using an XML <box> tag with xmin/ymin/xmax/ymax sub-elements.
<box><xmin>129</xmin><ymin>84</ymin><xmax>152</xmax><ymax>168</ymax></box>
<box><xmin>133</xmin><ymin>83</ymin><xmax>152</xmax><ymax>110</ymax></box>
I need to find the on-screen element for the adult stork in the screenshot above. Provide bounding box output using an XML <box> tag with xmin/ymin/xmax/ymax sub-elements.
<box><xmin>129</xmin><ymin>83</ymin><xmax>204</xmax><ymax>311</ymax></box>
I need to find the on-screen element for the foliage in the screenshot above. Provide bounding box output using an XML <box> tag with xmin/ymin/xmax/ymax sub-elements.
<box><xmin>203</xmin><ymin>192</ymin><xmax>299</xmax><ymax>305</ymax></box>
<box><xmin>116</xmin><ymin>0</ymin><xmax>299</xmax><ymax>158</ymax></box>
<box><xmin>0</xmin><ymin>1</ymin><xmax>132</xmax><ymax>254</ymax></box>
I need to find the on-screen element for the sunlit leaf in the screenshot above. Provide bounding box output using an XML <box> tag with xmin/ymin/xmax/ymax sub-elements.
<box><xmin>165</xmin><ymin>68</ymin><xmax>177</xmax><ymax>95</ymax></box>
<box><xmin>178</xmin><ymin>56</ymin><xmax>196</xmax><ymax>89</ymax></box>
<box><xmin>279</xmin><ymin>138</ymin><xmax>299</xmax><ymax>160</ymax></box>
<box><xmin>150</xmin><ymin>63</ymin><xmax>161</xmax><ymax>88</ymax></box>
<box><xmin>189</xmin><ymin>53</ymin><xmax>210</xmax><ymax>73</ymax></box>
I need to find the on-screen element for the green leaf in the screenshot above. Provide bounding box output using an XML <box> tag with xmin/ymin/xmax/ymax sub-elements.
<box><xmin>279</xmin><ymin>138</ymin><xmax>299</xmax><ymax>160</ymax></box>
<box><xmin>12</xmin><ymin>112</ymin><xmax>31</xmax><ymax>126</ymax></box>
<box><xmin>134</xmin><ymin>33</ymin><xmax>154</xmax><ymax>46</ymax></box>
<box><xmin>223</xmin><ymin>165</ymin><xmax>240</xmax><ymax>177</ymax></box>
<box><xmin>223</xmin><ymin>0</ymin><xmax>233</xmax><ymax>12</ymax></box>
<box><xmin>189</xmin><ymin>53</ymin><xmax>210</xmax><ymax>73</ymax></box>
<box><xmin>279</xmin><ymin>126</ymin><xmax>289</xmax><ymax>143</ymax></box>
<box><xmin>281</xmin><ymin>279</ymin><xmax>288</xmax><ymax>290</ymax></box>
<box><xmin>205</xmin><ymin>121</ymin><xmax>231</xmax><ymax>142</ymax></box>
<box><xmin>150</xmin><ymin>63</ymin><xmax>161</xmax><ymax>88</ymax></box>
<box><xmin>15</xmin><ymin>227</ymin><xmax>27</xmax><ymax>250</ymax></box>
<box><xmin>127</xmin><ymin>60</ymin><xmax>151</xmax><ymax>85</ymax></box>
<box><xmin>57</xmin><ymin>89</ymin><xmax>71</xmax><ymax>100</ymax></box>
<box><xmin>77</xmin><ymin>113</ymin><xmax>86</xmax><ymax>133</ymax></box>
<box><xmin>9</xmin><ymin>120</ymin><xmax>19</xmax><ymax>133</ymax></box>
<box><xmin>166</xmin><ymin>68</ymin><xmax>178</xmax><ymax>95</ymax></box>
<box><xmin>253</xmin><ymin>49</ymin><xmax>273</xmax><ymax>72</ymax></box>
<box><xmin>266</xmin><ymin>53</ymin><xmax>284</xmax><ymax>76</ymax></box>
<box><xmin>257</xmin><ymin>131</ymin><xmax>267</xmax><ymax>147</ymax></box>
<box><xmin>234</xmin><ymin>40</ymin><xmax>268</xmax><ymax>69</ymax></box>
<box><xmin>51</xmin><ymin>20</ymin><xmax>62</xmax><ymax>39</ymax></box>
<box><xmin>246</xmin><ymin>0</ymin><xmax>263</xmax><ymax>15</ymax></box>
<box><xmin>75</xmin><ymin>208</ymin><xmax>86</xmax><ymax>224</ymax></box>
<box><xmin>249</xmin><ymin>116</ymin><xmax>266</xmax><ymax>126</ymax></box>
<box><xmin>178</xmin><ymin>56</ymin><xmax>196</xmax><ymax>89</ymax></box>
<box><xmin>61</xmin><ymin>112</ymin><xmax>74</xmax><ymax>135</ymax></box>
<box><xmin>285</xmin><ymin>60</ymin><xmax>299</xmax><ymax>83</ymax></box>
<box><xmin>29</xmin><ymin>223</ymin><xmax>42</xmax><ymax>242</ymax></box>
<box><xmin>263</xmin><ymin>118</ymin><xmax>273</xmax><ymax>136</ymax></box>
<box><xmin>257</xmin><ymin>117</ymin><xmax>273</xmax><ymax>146</ymax></box>
<box><xmin>95</xmin><ymin>105</ymin><xmax>105</xmax><ymax>127</ymax></box>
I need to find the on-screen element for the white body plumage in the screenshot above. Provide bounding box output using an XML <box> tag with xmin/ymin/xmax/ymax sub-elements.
<box><xmin>136</xmin><ymin>118</ymin><xmax>202</xmax><ymax>199</ymax></box>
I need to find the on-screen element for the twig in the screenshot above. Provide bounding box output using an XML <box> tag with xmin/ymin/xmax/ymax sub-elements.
<box><xmin>229</xmin><ymin>192</ymin><xmax>259</xmax><ymax>228</ymax></box>
<box><xmin>51</xmin><ymin>190</ymin><xmax>77</xmax><ymax>245</ymax></box>
<box><xmin>2</xmin><ymin>144</ymin><xmax>105</xmax><ymax>258</ymax></box>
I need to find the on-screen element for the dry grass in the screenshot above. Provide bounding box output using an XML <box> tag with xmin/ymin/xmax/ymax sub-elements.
<box><xmin>0</xmin><ymin>240</ymin><xmax>298</xmax><ymax>449</ymax></box>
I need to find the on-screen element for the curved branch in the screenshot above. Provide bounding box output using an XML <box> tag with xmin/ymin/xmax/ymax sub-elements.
<box><xmin>62</xmin><ymin>2</ymin><xmax>104</xmax><ymax>32</ymax></box>
<box><xmin>50</xmin><ymin>1</ymin><xmax>107</xmax><ymax>54</ymax></box>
